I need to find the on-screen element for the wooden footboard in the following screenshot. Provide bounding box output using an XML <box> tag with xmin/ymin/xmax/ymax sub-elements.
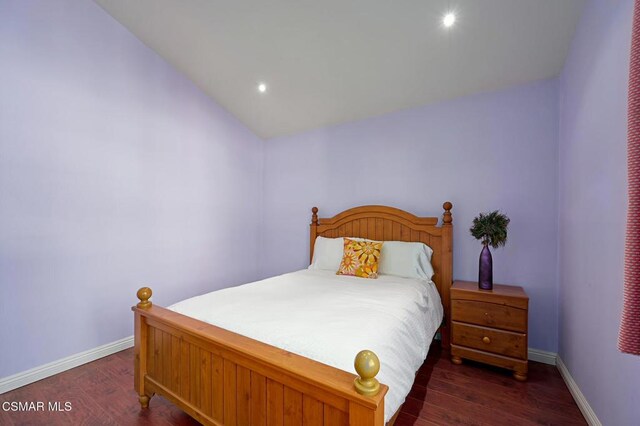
<box><xmin>133</xmin><ymin>288</ymin><xmax>387</xmax><ymax>426</ymax></box>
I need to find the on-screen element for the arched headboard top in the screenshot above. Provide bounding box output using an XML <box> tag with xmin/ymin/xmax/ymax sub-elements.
<box><xmin>309</xmin><ymin>202</ymin><xmax>453</xmax><ymax>348</ymax></box>
<box><xmin>313</xmin><ymin>205</ymin><xmax>439</xmax><ymax>227</ymax></box>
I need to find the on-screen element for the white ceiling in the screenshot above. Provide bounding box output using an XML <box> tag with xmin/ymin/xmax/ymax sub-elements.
<box><xmin>95</xmin><ymin>0</ymin><xmax>585</xmax><ymax>139</ymax></box>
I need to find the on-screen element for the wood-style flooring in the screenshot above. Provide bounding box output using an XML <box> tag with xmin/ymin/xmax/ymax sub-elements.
<box><xmin>0</xmin><ymin>345</ymin><xmax>586</xmax><ymax>425</ymax></box>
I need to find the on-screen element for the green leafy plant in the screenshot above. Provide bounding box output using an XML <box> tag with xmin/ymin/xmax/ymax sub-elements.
<box><xmin>470</xmin><ymin>211</ymin><xmax>510</xmax><ymax>248</ymax></box>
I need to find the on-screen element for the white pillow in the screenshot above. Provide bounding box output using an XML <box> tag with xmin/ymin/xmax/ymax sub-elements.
<box><xmin>378</xmin><ymin>241</ymin><xmax>434</xmax><ymax>280</ymax></box>
<box><xmin>309</xmin><ymin>237</ymin><xmax>434</xmax><ymax>280</ymax></box>
<box><xmin>308</xmin><ymin>236</ymin><xmax>344</xmax><ymax>271</ymax></box>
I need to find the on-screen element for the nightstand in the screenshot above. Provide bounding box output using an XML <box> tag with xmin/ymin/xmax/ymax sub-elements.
<box><xmin>450</xmin><ymin>280</ymin><xmax>529</xmax><ymax>381</ymax></box>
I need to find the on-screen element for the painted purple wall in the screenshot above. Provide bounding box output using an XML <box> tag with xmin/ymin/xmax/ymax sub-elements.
<box><xmin>0</xmin><ymin>1</ymin><xmax>263</xmax><ymax>377</ymax></box>
<box><xmin>262</xmin><ymin>79</ymin><xmax>560</xmax><ymax>352</ymax></box>
<box><xmin>558</xmin><ymin>0</ymin><xmax>640</xmax><ymax>424</ymax></box>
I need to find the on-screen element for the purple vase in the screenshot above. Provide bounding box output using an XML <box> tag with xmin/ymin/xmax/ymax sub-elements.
<box><xmin>478</xmin><ymin>244</ymin><xmax>493</xmax><ymax>290</ymax></box>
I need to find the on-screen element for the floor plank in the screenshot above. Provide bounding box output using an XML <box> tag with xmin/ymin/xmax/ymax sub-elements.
<box><xmin>0</xmin><ymin>345</ymin><xmax>586</xmax><ymax>425</ymax></box>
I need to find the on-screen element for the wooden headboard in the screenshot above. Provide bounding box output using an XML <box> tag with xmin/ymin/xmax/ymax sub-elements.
<box><xmin>309</xmin><ymin>202</ymin><xmax>453</xmax><ymax>348</ymax></box>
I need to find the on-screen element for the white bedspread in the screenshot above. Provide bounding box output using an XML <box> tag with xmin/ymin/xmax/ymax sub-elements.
<box><xmin>169</xmin><ymin>269</ymin><xmax>443</xmax><ymax>422</ymax></box>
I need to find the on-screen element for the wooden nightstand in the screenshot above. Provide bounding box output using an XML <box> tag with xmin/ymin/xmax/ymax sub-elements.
<box><xmin>450</xmin><ymin>280</ymin><xmax>529</xmax><ymax>381</ymax></box>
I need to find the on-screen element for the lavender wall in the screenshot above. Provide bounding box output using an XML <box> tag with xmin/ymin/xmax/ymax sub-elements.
<box><xmin>262</xmin><ymin>79</ymin><xmax>560</xmax><ymax>352</ymax></box>
<box><xmin>558</xmin><ymin>0</ymin><xmax>640</xmax><ymax>424</ymax></box>
<box><xmin>0</xmin><ymin>0</ymin><xmax>263</xmax><ymax>378</ymax></box>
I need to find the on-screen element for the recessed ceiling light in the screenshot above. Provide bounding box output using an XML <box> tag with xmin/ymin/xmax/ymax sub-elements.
<box><xmin>443</xmin><ymin>13</ymin><xmax>456</xmax><ymax>28</ymax></box>
<box><xmin>257</xmin><ymin>82</ymin><xmax>267</xmax><ymax>93</ymax></box>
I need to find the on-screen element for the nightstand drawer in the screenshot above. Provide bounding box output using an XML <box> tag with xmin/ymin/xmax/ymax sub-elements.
<box><xmin>452</xmin><ymin>300</ymin><xmax>527</xmax><ymax>332</ymax></box>
<box><xmin>452</xmin><ymin>321</ymin><xmax>527</xmax><ymax>359</ymax></box>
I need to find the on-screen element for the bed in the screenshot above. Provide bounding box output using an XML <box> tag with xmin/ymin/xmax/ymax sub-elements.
<box><xmin>132</xmin><ymin>203</ymin><xmax>453</xmax><ymax>426</ymax></box>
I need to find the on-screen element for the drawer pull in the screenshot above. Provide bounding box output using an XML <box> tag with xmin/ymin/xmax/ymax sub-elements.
<box><xmin>482</xmin><ymin>336</ymin><xmax>491</xmax><ymax>344</ymax></box>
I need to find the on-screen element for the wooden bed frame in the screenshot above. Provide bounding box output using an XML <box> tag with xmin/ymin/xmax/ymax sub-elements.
<box><xmin>132</xmin><ymin>202</ymin><xmax>453</xmax><ymax>426</ymax></box>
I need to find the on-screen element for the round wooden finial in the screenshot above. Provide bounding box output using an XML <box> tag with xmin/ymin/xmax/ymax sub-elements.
<box><xmin>137</xmin><ymin>287</ymin><xmax>152</xmax><ymax>308</ymax></box>
<box><xmin>353</xmin><ymin>350</ymin><xmax>380</xmax><ymax>396</ymax></box>
<box><xmin>311</xmin><ymin>207</ymin><xmax>319</xmax><ymax>225</ymax></box>
<box><xmin>443</xmin><ymin>201</ymin><xmax>453</xmax><ymax>225</ymax></box>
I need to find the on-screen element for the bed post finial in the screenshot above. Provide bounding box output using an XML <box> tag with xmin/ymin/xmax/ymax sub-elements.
<box><xmin>353</xmin><ymin>350</ymin><xmax>380</xmax><ymax>396</ymax></box>
<box><xmin>443</xmin><ymin>201</ymin><xmax>453</xmax><ymax>225</ymax></box>
<box><xmin>137</xmin><ymin>287</ymin><xmax>152</xmax><ymax>308</ymax></box>
<box><xmin>311</xmin><ymin>207</ymin><xmax>319</xmax><ymax>225</ymax></box>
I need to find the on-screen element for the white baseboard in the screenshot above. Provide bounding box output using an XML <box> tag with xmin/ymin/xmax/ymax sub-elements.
<box><xmin>0</xmin><ymin>335</ymin><xmax>134</xmax><ymax>394</ymax></box>
<box><xmin>556</xmin><ymin>356</ymin><xmax>602</xmax><ymax>426</ymax></box>
<box><xmin>528</xmin><ymin>347</ymin><xmax>557</xmax><ymax>365</ymax></box>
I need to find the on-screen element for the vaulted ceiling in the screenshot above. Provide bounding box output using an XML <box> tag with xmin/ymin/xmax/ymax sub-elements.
<box><xmin>95</xmin><ymin>0</ymin><xmax>585</xmax><ymax>139</ymax></box>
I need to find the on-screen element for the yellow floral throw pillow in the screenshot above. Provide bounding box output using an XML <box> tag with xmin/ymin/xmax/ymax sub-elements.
<box><xmin>337</xmin><ymin>238</ymin><xmax>383</xmax><ymax>279</ymax></box>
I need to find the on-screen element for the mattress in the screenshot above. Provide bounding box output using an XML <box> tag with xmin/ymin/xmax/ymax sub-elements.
<box><xmin>169</xmin><ymin>269</ymin><xmax>443</xmax><ymax>422</ymax></box>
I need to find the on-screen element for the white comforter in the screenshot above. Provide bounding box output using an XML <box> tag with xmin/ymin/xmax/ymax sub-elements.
<box><xmin>169</xmin><ymin>269</ymin><xmax>443</xmax><ymax>422</ymax></box>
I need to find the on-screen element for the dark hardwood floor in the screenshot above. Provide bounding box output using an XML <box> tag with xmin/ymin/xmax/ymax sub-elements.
<box><xmin>0</xmin><ymin>345</ymin><xmax>586</xmax><ymax>425</ymax></box>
